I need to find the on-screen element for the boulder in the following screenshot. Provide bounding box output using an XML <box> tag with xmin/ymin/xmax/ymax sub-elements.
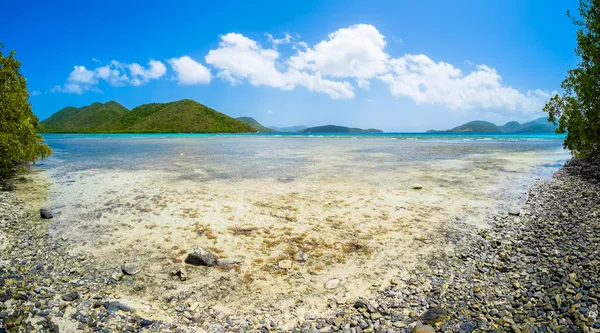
<box><xmin>185</xmin><ymin>247</ymin><xmax>218</xmax><ymax>266</ymax></box>
<box><xmin>421</xmin><ymin>306</ymin><xmax>447</xmax><ymax>324</ymax></box>
<box><xmin>411</xmin><ymin>184</ymin><xmax>423</xmax><ymax>190</ymax></box>
<box><xmin>61</xmin><ymin>291</ymin><xmax>79</xmax><ymax>302</ymax></box>
<box><xmin>40</xmin><ymin>208</ymin><xmax>53</xmax><ymax>219</ymax></box>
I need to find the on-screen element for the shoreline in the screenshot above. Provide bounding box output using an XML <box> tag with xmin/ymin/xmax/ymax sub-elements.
<box><xmin>1</xmin><ymin>157</ymin><xmax>598</xmax><ymax>332</ymax></box>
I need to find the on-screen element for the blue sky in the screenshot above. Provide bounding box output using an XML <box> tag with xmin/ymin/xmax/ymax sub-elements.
<box><xmin>4</xmin><ymin>0</ymin><xmax>579</xmax><ymax>131</ymax></box>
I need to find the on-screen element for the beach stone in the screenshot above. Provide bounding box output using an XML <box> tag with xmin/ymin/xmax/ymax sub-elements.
<box><xmin>121</xmin><ymin>262</ymin><xmax>142</xmax><ymax>275</ymax></box>
<box><xmin>421</xmin><ymin>306</ymin><xmax>446</xmax><ymax>324</ymax></box>
<box><xmin>459</xmin><ymin>322</ymin><xmax>476</xmax><ymax>333</ymax></box>
<box><xmin>171</xmin><ymin>266</ymin><xmax>188</xmax><ymax>281</ymax></box>
<box><xmin>412</xmin><ymin>322</ymin><xmax>435</xmax><ymax>333</ymax></box>
<box><xmin>40</xmin><ymin>208</ymin><xmax>53</xmax><ymax>219</ymax></box>
<box><xmin>294</xmin><ymin>251</ymin><xmax>308</xmax><ymax>262</ymax></box>
<box><xmin>61</xmin><ymin>291</ymin><xmax>78</xmax><ymax>302</ymax></box>
<box><xmin>325</xmin><ymin>279</ymin><xmax>341</xmax><ymax>290</ymax></box>
<box><xmin>278</xmin><ymin>260</ymin><xmax>293</xmax><ymax>270</ymax></box>
<box><xmin>411</xmin><ymin>184</ymin><xmax>423</xmax><ymax>190</ymax></box>
<box><xmin>140</xmin><ymin>319</ymin><xmax>154</xmax><ymax>327</ymax></box>
<box><xmin>185</xmin><ymin>247</ymin><xmax>218</xmax><ymax>267</ymax></box>
<box><xmin>216</xmin><ymin>259</ymin><xmax>241</xmax><ymax>267</ymax></box>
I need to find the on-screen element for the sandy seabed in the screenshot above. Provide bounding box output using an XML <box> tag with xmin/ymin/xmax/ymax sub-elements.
<box><xmin>20</xmin><ymin>143</ymin><xmax>566</xmax><ymax>327</ymax></box>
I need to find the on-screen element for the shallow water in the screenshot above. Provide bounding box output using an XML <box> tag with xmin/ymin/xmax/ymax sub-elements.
<box><xmin>34</xmin><ymin>133</ymin><xmax>569</xmax><ymax>323</ymax></box>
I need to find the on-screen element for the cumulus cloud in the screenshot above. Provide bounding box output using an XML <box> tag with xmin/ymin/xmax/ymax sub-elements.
<box><xmin>205</xmin><ymin>32</ymin><xmax>354</xmax><ymax>99</ymax></box>
<box><xmin>379</xmin><ymin>54</ymin><xmax>552</xmax><ymax>113</ymax></box>
<box><xmin>205</xmin><ymin>24</ymin><xmax>551</xmax><ymax>114</ymax></box>
<box><xmin>127</xmin><ymin>60</ymin><xmax>167</xmax><ymax>86</ymax></box>
<box><xmin>288</xmin><ymin>24</ymin><xmax>389</xmax><ymax>79</ymax></box>
<box><xmin>168</xmin><ymin>56</ymin><xmax>211</xmax><ymax>85</ymax></box>
<box><xmin>53</xmin><ymin>60</ymin><xmax>166</xmax><ymax>94</ymax></box>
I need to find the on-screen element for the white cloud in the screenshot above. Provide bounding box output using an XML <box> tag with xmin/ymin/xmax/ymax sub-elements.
<box><xmin>267</xmin><ymin>109</ymin><xmax>273</xmax><ymax>114</ymax></box>
<box><xmin>205</xmin><ymin>32</ymin><xmax>354</xmax><ymax>99</ymax></box>
<box><xmin>379</xmin><ymin>54</ymin><xmax>551</xmax><ymax>113</ymax></box>
<box><xmin>92</xmin><ymin>58</ymin><xmax>101</xmax><ymax>63</ymax></box>
<box><xmin>357</xmin><ymin>78</ymin><xmax>371</xmax><ymax>90</ymax></box>
<box><xmin>167</xmin><ymin>56</ymin><xmax>211</xmax><ymax>85</ymax></box>
<box><xmin>288</xmin><ymin>24</ymin><xmax>389</xmax><ymax>79</ymax></box>
<box><xmin>128</xmin><ymin>60</ymin><xmax>167</xmax><ymax>86</ymax></box>
<box><xmin>266</xmin><ymin>32</ymin><xmax>293</xmax><ymax>47</ymax></box>
<box><xmin>30</xmin><ymin>90</ymin><xmax>42</xmax><ymax>96</ymax></box>
<box><xmin>53</xmin><ymin>59</ymin><xmax>167</xmax><ymax>94</ymax></box>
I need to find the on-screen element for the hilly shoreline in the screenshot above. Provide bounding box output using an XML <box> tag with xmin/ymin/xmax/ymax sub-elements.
<box><xmin>40</xmin><ymin>100</ymin><xmax>257</xmax><ymax>134</ymax></box>
<box><xmin>428</xmin><ymin>117</ymin><xmax>558</xmax><ymax>134</ymax></box>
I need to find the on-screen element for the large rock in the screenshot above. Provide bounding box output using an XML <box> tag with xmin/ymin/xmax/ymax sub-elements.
<box><xmin>40</xmin><ymin>208</ymin><xmax>53</xmax><ymax>219</ymax></box>
<box><xmin>421</xmin><ymin>306</ymin><xmax>447</xmax><ymax>324</ymax></box>
<box><xmin>185</xmin><ymin>247</ymin><xmax>218</xmax><ymax>267</ymax></box>
<box><xmin>61</xmin><ymin>291</ymin><xmax>79</xmax><ymax>302</ymax></box>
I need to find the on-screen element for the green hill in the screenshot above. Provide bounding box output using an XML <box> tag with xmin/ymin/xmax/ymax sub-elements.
<box><xmin>445</xmin><ymin>121</ymin><xmax>502</xmax><ymax>133</ymax></box>
<box><xmin>517</xmin><ymin>117</ymin><xmax>557</xmax><ymax>133</ymax></box>
<box><xmin>40</xmin><ymin>100</ymin><xmax>257</xmax><ymax>133</ymax></box>
<box><xmin>300</xmin><ymin>125</ymin><xmax>383</xmax><ymax>133</ymax></box>
<box><xmin>428</xmin><ymin>117</ymin><xmax>558</xmax><ymax>133</ymax></box>
<box><xmin>236</xmin><ymin>117</ymin><xmax>276</xmax><ymax>133</ymax></box>
<box><xmin>501</xmin><ymin>121</ymin><xmax>522</xmax><ymax>132</ymax></box>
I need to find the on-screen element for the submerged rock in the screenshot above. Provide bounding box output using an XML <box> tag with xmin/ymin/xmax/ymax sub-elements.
<box><xmin>171</xmin><ymin>266</ymin><xmax>188</xmax><ymax>281</ymax></box>
<box><xmin>325</xmin><ymin>279</ymin><xmax>340</xmax><ymax>290</ymax></box>
<box><xmin>421</xmin><ymin>306</ymin><xmax>447</xmax><ymax>324</ymax></box>
<box><xmin>40</xmin><ymin>208</ymin><xmax>53</xmax><ymax>219</ymax></box>
<box><xmin>293</xmin><ymin>251</ymin><xmax>308</xmax><ymax>262</ymax></box>
<box><xmin>278</xmin><ymin>260</ymin><xmax>293</xmax><ymax>269</ymax></box>
<box><xmin>61</xmin><ymin>291</ymin><xmax>78</xmax><ymax>302</ymax></box>
<box><xmin>185</xmin><ymin>247</ymin><xmax>218</xmax><ymax>267</ymax></box>
<box><xmin>121</xmin><ymin>262</ymin><xmax>142</xmax><ymax>275</ymax></box>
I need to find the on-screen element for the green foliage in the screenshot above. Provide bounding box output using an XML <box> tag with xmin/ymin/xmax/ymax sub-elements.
<box><xmin>544</xmin><ymin>0</ymin><xmax>600</xmax><ymax>157</ymax></box>
<box><xmin>300</xmin><ymin>125</ymin><xmax>383</xmax><ymax>133</ymax></box>
<box><xmin>0</xmin><ymin>43</ymin><xmax>52</xmax><ymax>179</ymax></box>
<box><xmin>40</xmin><ymin>99</ymin><xmax>257</xmax><ymax>133</ymax></box>
<box><xmin>236</xmin><ymin>117</ymin><xmax>276</xmax><ymax>132</ymax></box>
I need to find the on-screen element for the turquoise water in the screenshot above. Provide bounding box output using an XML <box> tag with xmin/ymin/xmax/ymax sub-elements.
<box><xmin>42</xmin><ymin>132</ymin><xmax>565</xmax><ymax>140</ymax></box>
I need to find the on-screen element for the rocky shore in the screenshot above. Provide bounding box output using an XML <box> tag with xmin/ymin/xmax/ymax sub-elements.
<box><xmin>1</xmin><ymin>156</ymin><xmax>599</xmax><ymax>332</ymax></box>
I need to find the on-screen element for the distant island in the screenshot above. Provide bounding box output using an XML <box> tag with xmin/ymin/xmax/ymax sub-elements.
<box><xmin>269</xmin><ymin>125</ymin><xmax>308</xmax><ymax>132</ymax></box>
<box><xmin>40</xmin><ymin>100</ymin><xmax>257</xmax><ymax>133</ymax></box>
<box><xmin>300</xmin><ymin>125</ymin><xmax>383</xmax><ymax>133</ymax></box>
<box><xmin>236</xmin><ymin>117</ymin><xmax>276</xmax><ymax>133</ymax></box>
<box><xmin>427</xmin><ymin>117</ymin><xmax>558</xmax><ymax>133</ymax></box>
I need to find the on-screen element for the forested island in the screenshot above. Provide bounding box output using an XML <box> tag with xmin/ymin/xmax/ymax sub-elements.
<box><xmin>40</xmin><ymin>100</ymin><xmax>257</xmax><ymax>133</ymax></box>
<box><xmin>427</xmin><ymin>117</ymin><xmax>558</xmax><ymax>133</ymax></box>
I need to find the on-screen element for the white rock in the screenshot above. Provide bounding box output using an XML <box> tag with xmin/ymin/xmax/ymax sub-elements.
<box><xmin>278</xmin><ymin>260</ymin><xmax>293</xmax><ymax>269</ymax></box>
<box><xmin>325</xmin><ymin>278</ymin><xmax>341</xmax><ymax>289</ymax></box>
